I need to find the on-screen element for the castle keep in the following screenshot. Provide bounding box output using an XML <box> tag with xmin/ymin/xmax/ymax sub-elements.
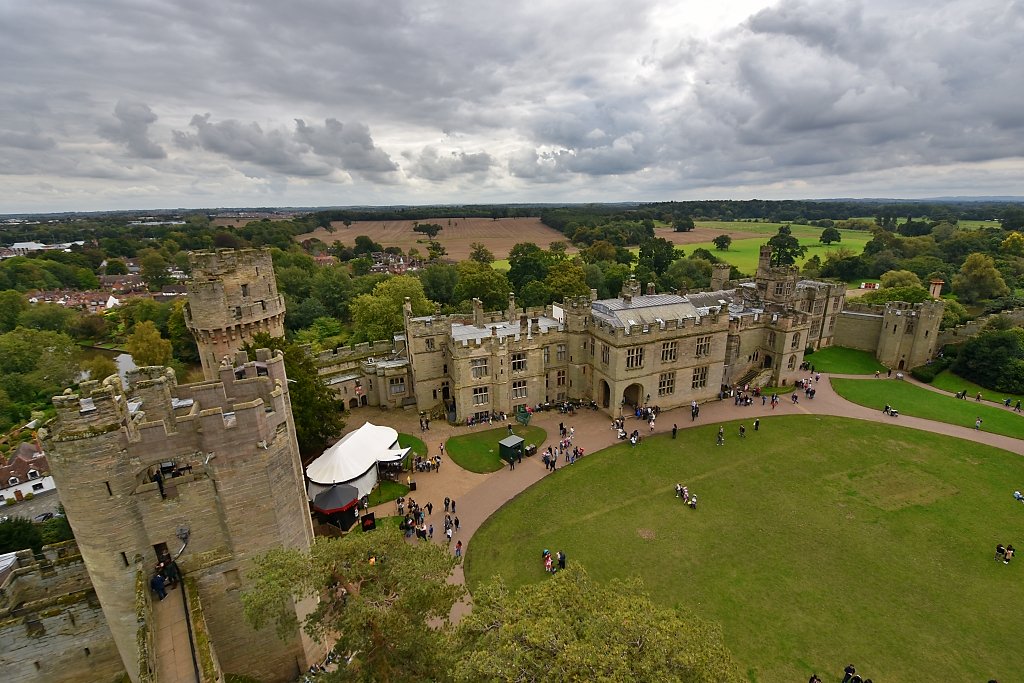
<box><xmin>185</xmin><ymin>249</ymin><xmax>286</xmax><ymax>380</ymax></box>
<box><xmin>42</xmin><ymin>350</ymin><xmax>323</xmax><ymax>682</ymax></box>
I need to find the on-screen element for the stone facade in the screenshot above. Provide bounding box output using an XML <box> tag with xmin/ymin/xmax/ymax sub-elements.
<box><xmin>834</xmin><ymin>300</ymin><xmax>945</xmax><ymax>370</ymax></box>
<box><xmin>42</xmin><ymin>350</ymin><xmax>324</xmax><ymax>683</ymax></box>
<box><xmin>0</xmin><ymin>542</ymin><xmax>124</xmax><ymax>683</ymax></box>
<box><xmin>185</xmin><ymin>249</ymin><xmax>286</xmax><ymax>379</ymax></box>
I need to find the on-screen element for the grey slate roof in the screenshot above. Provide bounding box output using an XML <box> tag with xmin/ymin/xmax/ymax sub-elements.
<box><xmin>590</xmin><ymin>294</ymin><xmax>703</xmax><ymax>328</ymax></box>
<box><xmin>450</xmin><ymin>316</ymin><xmax>562</xmax><ymax>343</ymax></box>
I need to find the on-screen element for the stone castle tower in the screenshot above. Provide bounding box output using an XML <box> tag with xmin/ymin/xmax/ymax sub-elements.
<box><xmin>876</xmin><ymin>300</ymin><xmax>945</xmax><ymax>370</ymax></box>
<box><xmin>185</xmin><ymin>248</ymin><xmax>286</xmax><ymax>379</ymax></box>
<box><xmin>754</xmin><ymin>244</ymin><xmax>800</xmax><ymax>303</ymax></box>
<box><xmin>42</xmin><ymin>351</ymin><xmax>323</xmax><ymax>682</ymax></box>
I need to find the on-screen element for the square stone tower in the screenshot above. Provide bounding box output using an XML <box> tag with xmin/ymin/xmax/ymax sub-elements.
<box><xmin>42</xmin><ymin>351</ymin><xmax>323</xmax><ymax>682</ymax></box>
<box><xmin>185</xmin><ymin>248</ymin><xmax>286</xmax><ymax>379</ymax></box>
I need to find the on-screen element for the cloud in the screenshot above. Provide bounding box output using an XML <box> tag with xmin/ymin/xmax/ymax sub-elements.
<box><xmin>294</xmin><ymin>118</ymin><xmax>399</xmax><ymax>177</ymax></box>
<box><xmin>98</xmin><ymin>101</ymin><xmax>166</xmax><ymax>159</ymax></box>
<box><xmin>407</xmin><ymin>146</ymin><xmax>493</xmax><ymax>181</ymax></box>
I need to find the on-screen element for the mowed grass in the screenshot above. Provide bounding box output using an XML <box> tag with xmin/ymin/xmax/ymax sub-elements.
<box><xmin>465</xmin><ymin>416</ymin><xmax>1024</xmax><ymax>682</ymax></box>
<box><xmin>398</xmin><ymin>433</ymin><xmax>428</xmax><ymax>457</ymax></box>
<box><xmin>831</xmin><ymin>378</ymin><xmax>1024</xmax><ymax>439</ymax></box>
<box><xmin>931</xmin><ymin>368</ymin><xmax>1024</xmax><ymax>405</ymax></box>
<box><xmin>446</xmin><ymin>424</ymin><xmax>547</xmax><ymax>473</ymax></box>
<box><xmin>807</xmin><ymin>346</ymin><xmax>888</xmax><ymax>374</ymax></box>
<box><xmin>366</xmin><ymin>479</ymin><xmax>409</xmax><ymax>507</ymax></box>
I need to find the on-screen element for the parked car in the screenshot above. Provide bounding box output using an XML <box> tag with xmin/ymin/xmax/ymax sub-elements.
<box><xmin>33</xmin><ymin>512</ymin><xmax>55</xmax><ymax>522</ymax></box>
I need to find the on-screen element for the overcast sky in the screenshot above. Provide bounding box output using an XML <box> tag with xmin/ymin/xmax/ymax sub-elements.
<box><xmin>2</xmin><ymin>0</ymin><xmax>1023</xmax><ymax>213</ymax></box>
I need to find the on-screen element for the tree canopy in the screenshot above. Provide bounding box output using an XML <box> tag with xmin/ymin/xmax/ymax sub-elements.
<box><xmin>766</xmin><ymin>226</ymin><xmax>807</xmax><ymax>266</ymax></box>
<box><xmin>819</xmin><ymin>226</ymin><xmax>842</xmax><ymax>244</ymax></box>
<box><xmin>952</xmin><ymin>253</ymin><xmax>1010</xmax><ymax>303</ymax></box>
<box><xmin>126</xmin><ymin>320</ymin><xmax>173</xmax><ymax>367</ymax></box>
<box><xmin>879</xmin><ymin>269</ymin><xmax>923</xmax><ymax>289</ymax></box>
<box><xmin>952</xmin><ymin>325</ymin><xmax>1024</xmax><ymax>393</ymax></box>
<box><xmin>712</xmin><ymin>234</ymin><xmax>732</xmax><ymax>251</ymax></box>
<box><xmin>350</xmin><ymin>275</ymin><xmax>434</xmax><ymax>343</ymax></box>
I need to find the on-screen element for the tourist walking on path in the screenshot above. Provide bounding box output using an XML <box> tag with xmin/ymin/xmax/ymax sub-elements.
<box><xmin>455</xmin><ymin>540</ymin><xmax>463</xmax><ymax>558</ymax></box>
<box><xmin>716</xmin><ymin>426</ymin><xmax>725</xmax><ymax>446</ymax></box>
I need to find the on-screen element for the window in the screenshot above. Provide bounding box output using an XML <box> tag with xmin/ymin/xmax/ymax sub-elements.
<box><xmin>425</xmin><ymin>337</ymin><xmax>435</xmax><ymax>351</ymax></box>
<box><xmin>814</xmin><ymin>300</ymin><xmax>824</xmax><ymax>314</ymax></box>
<box><xmin>389</xmin><ymin>377</ymin><xmax>406</xmax><ymax>395</ymax></box>
<box><xmin>590</xmin><ymin>339</ymin><xmax>595</xmax><ymax>356</ymax></box>
<box><xmin>774</xmin><ymin>282</ymin><xmax>785</xmax><ymax>296</ymax></box>
<box><xmin>32</xmin><ymin>483</ymin><xmax>44</xmax><ymax>491</ymax></box>
<box><xmin>556</xmin><ymin>370</ymin><xmax>566</xmax><ymax>386</ymax></box>
<box><xmin>791</xmin><ymin>333</ymin><xmax>801</xmax><ymax>349</ymax></box>
<box><xmin>512</xmin><ymin>380</ymin><xmax>527</xmax><ymax>399</ymax></box>
<box><xmin>767</xmin><ymin>331</ymin><xmax>776</xmax><ymax>346</ymax></box>
<box><xmin>661</xmin><ymin>341</ymin><xmax>678</xmax><ymax>362</ymax></box>
<box><xmin>601</xmin><ymin>344</ymin><xmax>610</xmax><ymax>365</ymax></box>
<box><xmin>691</xmin><ymin>366</ymin><xmax>708</xmax><ymax>389</ymax></box>
<box><xmin>828</xmin><ymin>316</ymin><xmax>835</xmax><ymax>333</ymax></box>
<box><xmin>511</xmin><ymin>353</ymin><xmax>526</xmax><ymax>372</ymax></box>
<box><xmin>658</xmin><ymin>371</ymin><xmax>676</xmax><ymax>396</ymax></box>
<box><xmin>471</xmin><ymin>358</ymin><xmax>488</xmax><ymax>379</ymax></box>
<box><xmin>626</xmin><ymin>346</ymin><xmax>644</xmax><ymax>369</ymax></box>
<box><xmin>788</xmin><ymin>355</ymin><xmax>797</xmax><ymax>370</ymax></box>
<box><xmin>7</xmin><ymin>476</ymin><xmax>18</xmax><ymax>486</ymax></box>
<box><xmin>544</xmin><ymin>346</ymin><xmax>550</xmax><ymax>364</ymax></box>
<box><xmin>241</xmin><ymin>284</ymin><xmax>249</xmax><ymax>298</ymax></box>
<box><xmin>906</xmin><ymin>320</ymin><xmax>915</xmax><ymax>334</ymax></box>
<box><xmin>556</xmin><ymin>344</ymin><xmax>566</xmax><ymax>361</ymax></box>
<box><xmin>472</xmin><ymin>387</ymin><xmax>489</xmax><ymax>405</ymax></box>
<box><xmin>811</xmin><ymin>321</ymin><xmax>821</xmax><ymax>337</ymax></box>
<box><xmin>695</xmin><ymin>335</ymin><xmax>711</xmax><ymax>357</ymax></box>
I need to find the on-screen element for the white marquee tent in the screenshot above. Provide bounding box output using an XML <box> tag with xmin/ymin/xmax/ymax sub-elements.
<box><xmin>305</xmin><ymin>422</ymin><xmax>410</xmax><ymax>500</ymax></box>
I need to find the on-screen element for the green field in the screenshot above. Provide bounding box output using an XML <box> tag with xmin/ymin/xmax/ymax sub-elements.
<box><xmin>806</xmin><ymin>347</ymin><xmax>888</xmax><ymax>375</ymax></box>
<box><xmin>465</xmin><ymin>416</ymin><xmax>1024</xmax><ymax>682</ymax></box>
<box><xmin>679</xmin><ymin>234</ymin><xmax>870</xmax><ymax>275</ymax></box>
<box><xmin>831</xmin><ymin>378</ymin><xmax>1024</xmax><ymax>439</ymax></box>
<box><xmin>931</xmin><ymin>368</ymin><xmax>1024</xmax><ymax>405</ymax></box>
<box><xmin>446</xmin><ymin>424</ymin><xmax>547</xmax><ymax>473</ymax></box>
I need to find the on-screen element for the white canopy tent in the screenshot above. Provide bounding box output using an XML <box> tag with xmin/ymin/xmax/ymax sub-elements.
<box><xmin>305</xmin><ymin>422</ymin><xmax>410</xmax><ymax>500</ymax></box>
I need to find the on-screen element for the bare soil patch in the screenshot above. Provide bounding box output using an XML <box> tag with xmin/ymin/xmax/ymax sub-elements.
<box><xmin>295</xmin><ymin>217</ymin><xmax>577</xmax><ymax>261</ymax></box>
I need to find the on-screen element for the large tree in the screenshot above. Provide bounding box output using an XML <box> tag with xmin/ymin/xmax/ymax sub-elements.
<box><xmin>139</xmin><ymin>249</ymin><xmax>172</xmax><ymax>291</ymax></box>
<box><xmin>468</xmin><ymin>242</ymin><xmax>494</xmax><ymax>264</ymax></box>
<box><xmin>243</xmin><ymin>332</ymin><xmax>344</xmax><ymax>458</ymax></box>
<box><xmin>819</xmin><ymin>226</ymin><xmax>842</xmax><ymax>244</ymax></box>
<box><xmin>952</xmin><ymin>326</ymin><xmax>1024</xmax><ymax>393</ymax></box>
<box><xmin>766</xmin><ymin>225</ymin><xmax>807</xmax><ymax>266</ymax></box>
<box><xmin>243</xmin><ymin>527</ymin><xmax>462</xmax><ymax>682</ymax></box>
<box><xmin>637</xmin><ymin>237</ymin><xmax>680</xmax><ymax>275</ymax></box>
<box><xmin>0</xmin><ymin>517</ymin><xmax>43</xmax><ymax>554</ymax></box>
<box><xmin>544</xmin><ymin>259</ymin><xmax>592</xmax><ymax>302</ymax></box>
<box><xmin>0</xmin><ymin>290</ymin><xmax>28</xmax><ymax>332</ymax></box>
<box><xmin>453</xmin><ymin>567</ymin><xmax>743</xmax><ymax>683</ymax></box>
<box><xmin>673</xmin><ymin>215</ymin><xmax>695</xmax><ymax>232</ymax></box>
<box><xmin>712</xmin><ymin>234</ymin><xmax>732</xmax><ymax>251</ymax></box>
<box><xmin>879</xmin><ymin>269</ymin><xmax>923</xmax><ymax>289</ymax></box>
<box><xmin>952</xmin><ymin>253</ymin><xmax>1010</xmax><ymax>303</ymax></box>
<box><xmin>507</xmin><ymin>243</ymin><xmax>554</xmax><ymax>293</ymax></box>
<box><xmin>350</xmin><ymin>275</ymin><xmax>434</xmax><ymax>342</ymax></box>
<box><xmin>126</xmin><ymin>320</ymin><xmax>173</xmax><ymax>367</ymax></box>
<box><xmin>453</xmin><ymin>261</ymin><xmax>511</xmax><ymax>311</ymax></box>
<box><xmin>417</xmin><ymin>263</ymin><xmax>460</xmax><ymax>307</ymax></box>
<box><xmin>412</xmin><ymin>222</ymin><xmax>443</xmax><ymax>239</ymax></box>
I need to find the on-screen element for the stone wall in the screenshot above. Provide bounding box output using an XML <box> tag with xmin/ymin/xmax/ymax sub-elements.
<box><xmin>937</xmin><ymin>306</ymin><xmax>1024</xmax><ymax>347</ymax></box>
<box><xmin>0</xmin><ymin>542</ymin><xmax>124</xmax><ymax>683</ymax></box>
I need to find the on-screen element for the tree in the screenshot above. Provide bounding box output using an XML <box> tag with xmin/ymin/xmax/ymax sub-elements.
<box><xmin>880</xmin><ymin>270</ymin><xmax>923</xmax><ymax>289</ymax></box>
<box><xmin>952</xmin><ymin>253</ymin><xmax>1010</xmax><ymax>303</ymax></box>
<box><xmin>712</xmin><ymin>234</ymin><xmax>732</xmax><ymax>251</ymax></box>
<box><xmin>139</xmin><ymin>250</ymin><xmax>171</xmax><ymax>291</ymax></box>
<box><xmin>1000</xmin><ymin>231</ymin><xmax>1024</xmax><ymax>256</ymax></box>
<box><xmin>766</xmin><ymin>226</ymin><xmax>807</xmax><ymax>266</ymax></box>
<box><xmin>167</xmin><ymin>300</ymin><xmax>200</xmax><ymax>363</ymax></box>
<box><xmin>0</xmin><ymin>290</ymin><xmax>28</xmax><ymax>332</ymax></box>
<box><xmin>417</xmin><ymin>263</ymin><xmax>460</xmax><ymax>307</ymax></box>
<box><xmin>1000</xmin><ymin>207</ymin><xmax>1024</xmax><ymax>231</ymax></box>
<box><xmin>952</xmin><ymin>326</ymin><xmax>1024</xmax><ymax>393</ymax></box>
<box><xmin>81</xmin><ymin>354</ymin><xmax>118</xmax><ymax>381</ymax></box>
<box><xmin>858</xmin><ymin>285</ymin><xmax>931</xmax><ymax>304</ymax></box>
<box><xmin>544</xmin><ymin>259</ymin><xmax>592</xmax><ymax>302</ymax></box>
<box><xmin>18</xmin><ymin>303</ymin><xmax>77</xmax><ymax>333</ymax></box>
<box><xmin>453</xmin><ymin>567</ymin><xmax>743</xmax><ymax>683</ymax></box>
<box><xmin>126</xmin><ymin>320</ymin><xmax>173</xmax><ymax>367</ymax></box>
<box><xmin>673</xmin><ymin>215</ymin><xmax>695</xmax><ymax>232</ymax></box>
<box><xmin>242</xmin><ymin>527</ymin><xmax>461</xmax><ymax>682</ymax></box>
<box><xmin>0</xmin><ymin>328</ymin><xmax>79</xmax><ymax>405</ymax></box>
<box><xmin>71</xmin><ymin>313</ymin><xmax>109</xmax><ymax>342</ymax></box>
<box><xmin>0</xmin><ymin>517</ymin><xmax>43</xmax><ymax>554</ymax></box>
<box><xmin>453</xmin><ymin>261</ymin><xmax>511</xmax><ymax>311</ymax></box>
<box><xmin>580</xmin><ymin>240</ymin><xmax>618</xmax><ymax>264</ymax></box>
<box><xmin>820</xmin><ymin>226</ymin><xmax>842</xmax><ymax>244</ymax></box>
<box><xmin>801</xmin><ymin>255</ymin><xmax>822</xmax><ymax>279</ymax></box>
<box><xmin>350</xmin><ymin>275</ymin><xmax>434</xmax><ymax>342</ymax></box>
<box><xmin>104</xmin><ymin>258</ymin><xmax>129</xmax><ymax>275</ymax></box>
<box><xmin>940</xmin><ymin>299</ymin><xmax>970</xmax><ymax>329</ymax></box>
<box><xmin>660</xmin><ymin>257</ymin><xmax>712</xmax><ymax>292</ymax></box>
<box><xmin>413</xmin><ymin>222</ymin><xmax>443</xmax><ymax>239</ymax></box>
<box><xmin>243</xmin><ymin>333</ymin><xmax>344</xmax><ymax>458</ymax></box>
<box><xmin>353</xmin><ymin>235</ymin><xmax>383</xmax><ymax>255</ymax></box>
<box><xmin>426</xmin><ymin>241</ymin><xmax>447</xmax><ymax>260</ymax></box>
<box><xmin>507</xmin><ymin>243</ymin><xmax>553</xmax><ymax>293</ymax></box>
<box><xmin>468</xmin><ymin>242</ymin><xmax>494</xmax><ymax>264</ymax></box>
<box><xmin>637</xmin><ymin>237</ymin><xmax>680</xmax><ymax>275</ymax></box>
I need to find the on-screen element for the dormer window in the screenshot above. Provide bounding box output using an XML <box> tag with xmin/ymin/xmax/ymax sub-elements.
<box><xmin>8</xmin><ymin>476</ymin><xmax>19</xmax><ymax>487</ymax></box>
<box><xmin>27</xmin><ymin>470</ymin><xmax>40</xmax><ymax>480</ymax></box>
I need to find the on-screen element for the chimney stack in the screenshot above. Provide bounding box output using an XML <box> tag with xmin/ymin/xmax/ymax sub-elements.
<box><xmin>929</xmin><ymin>279</ymin><xmax>944</xmax><ymax>298</ymax></box>
<box><xmin>646</xmin><ymin>282</ymin><xmax>655</xmax><ymax>296</ymax></box>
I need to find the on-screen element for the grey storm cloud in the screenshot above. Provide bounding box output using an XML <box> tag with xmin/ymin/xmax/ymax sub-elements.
<box><xmin>3</xmin><ymin>0</ymin><xmax>1024</xmax><ymax>210</ymax></box>
<box><xmin>98</xmin><ymin>101</ymin><xmax>166</xmax><ymax>159</ymax></box>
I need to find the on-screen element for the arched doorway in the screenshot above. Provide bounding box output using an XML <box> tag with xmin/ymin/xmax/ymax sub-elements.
<box><xmin>623</xmin><ymin>383</ymin><xmax>644</xmax><ymax>408</ymax></box>
<box><xmin>600</xmin><ymin>380</ymin><xmax>611</xmax><ymax>409</ymax></box>
<box><xmin>360</xmin><ymin>395</ymin><xmax>368</xmax><ymax>406</ymax></box>
<box><xmin>763</xmin><ymin>355</ymin><xmax>773</xmax><ymax>369</ymax></box>
<box><xmin>348</xmin><ymin>398</ymin><xmax>358</xmax><ymax>409</ymax></box>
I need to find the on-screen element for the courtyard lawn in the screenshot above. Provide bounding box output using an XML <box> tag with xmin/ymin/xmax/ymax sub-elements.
<box><xmin>465</xmin><ymin>416</ymin><xmax>1024</xmax><ymax>682</ymax></box>
<box><xmin>930</xmin><ymin>368</ymin><xmax>1024</xmax><ymax>405</ymax></box>
<box><xmin>365</xmin><ymin>479</ymin><xmax>409</xmax><ymax>507</ymax></box>
<box><xmin>398</xmin><ymin>433</ymin><xmax>428</xmax><ymax>457</ymax></box>
<box><xmin>831</xmin><ymin>377</ymin><xmax>1024</xmax><ymax>439</ymax></box>
<box><xmin>807</xmin><ymin>346</ymin><xmax>888</xmax><ymax>375</ymax></box>
<box><xmin>446</xmin><ymin>424</ymin><xmax>547</xmax><ymax>473</ymax></box>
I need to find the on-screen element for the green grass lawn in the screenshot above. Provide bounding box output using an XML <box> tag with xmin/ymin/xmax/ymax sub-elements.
<box><xmin>446</xmin><ymin>424</ymin><xmax>547</xmax><ymax>473</ymax></box>
<box><xmin>366</xmin><ymin>479</ymin><xmax>409</xmax><ymax>507</ymax></box>
<box><xmin>807</xmin><ymin>346</ymin><xmax>888</xmax><ymax>374</ymax></box>
<box><xmin>465</xmin><ymin>416</ymin><xmax>1024</xmax><ymax>682</ymax></box>
<box><xmin>398</xmin><ymin>433</ymin><xmax>428</xmax><ymax>457</ymax></box>
<box><xmin>831</xmin><ymin>377</ymin><xmax>1024</xmax><ymax>439</ymax></box>
<box><xmin>931</xmin><ymin>368</ymin><xmax>1024</xmax><ymax>404</ymax></box>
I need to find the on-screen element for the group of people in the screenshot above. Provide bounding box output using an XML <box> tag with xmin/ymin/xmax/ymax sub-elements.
<box><xmin>148</xmin><ymin>554</ymin><xmax>181</xmax><ymax>601</ymax></box>
<box><xmin>838</xmin><ymin>663</ymin><xmax>874</xmax><ymax>683</ymax></box>
<box><xmin>413</xmin><ymin>454</ymin><xmax>442</xmax><ymax>473</ymax></box>
<box><xmin>675</xmin><ymin>483</ymin><xmax>698</xmax><ymax>509</ymax></box>
<box><xmin>541</xmin><ymin>442</ymin><xmax>585</xmax><ymax>469</ymax></box>
<box><xmin>542</xmin><ymin>548</ymin><xmax>567</xmax><ymax>574</ymax></box>
<box><xmin>882</xmin><ymin>404</ymin><xmax>900</xmax><ymax>418</ymax></box>
<box><xmin>1001</xmin><ymin>397</ymin><xmax>1023</xmax><ymax>412</ymax></box>
<box><xmin>995</xmin><ymin>543</ymin><xmax>1016</xmax><ymax>564</ymax></box>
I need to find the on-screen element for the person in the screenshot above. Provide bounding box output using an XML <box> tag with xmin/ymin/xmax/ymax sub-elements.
<box><xmin>738</xmin><ymin>424</ymin><xmax>746</xmax><ymax>438</ymax></box>
<box><xmin>426</xmin><ymin>501</ymin><xmax>433</xmax><ymax>516</ymax></box>
<box><xmin>675</xmin><ymin>483</ymin><xmax>683</xmax><ymax>498</ymax></box>
<box><xmin>1016</xmin><ymin>400</ymin><xmax>1022</xmax><ymax>413</ymax></box>
<box><xmin>454</xmin><ymin>516</ymin><xmax>460</xmax><ymax>532</ymax></box>
<box><xmin>883</xmin><ymin>404</ymin><xmax>891</xmax><ymax>415</ymax></box>
<box><xmin>689</xmin><ymin>494</ymin><xmax>697</xmax><ymax>510</ymax></box>
<box><xmin>557</xmin><ymin>550</ymin><xmax>566</xmax><ymax>570</ymax></box>
<box><xmin>508</xmin><ymin>424</ymin><xmax>513</xmax><ymax>435</ymax></box>
<box><xmin>445</xmin><ymin>526</ymin><xmax>453</xmax><ymax>544</ymax></box>
<box><xmin>150</xmin><ymin>572</ymin><xmax>167</xmax><ymax>601</ymax></box>
<box><xmin>630</xmin><ymin>434</ymin><xmax>637</xmax><ymax>447</ymax></box>
<box><xmin>874</xmin><ymin>370</ymin><xmax>880</xmax><ymax>378</ymax></box>
<box><xmin>444</xmin><ymin>496</ymin><xmax>450</xmax><ymax>512</ymax></box>
<box><xmin>753</xmin><ymin>418</ymin><xmax>760</xmax><ymax>432</ymax></box>
<box><xmin>850</xmin><ymin>675</ymin><xmax>863</xmax><ymax>683</ymax></box>
<box><xmin>1014</xmin><ymin>490</ymin><xmax>1024</xmax><ymax>503</ymax></box>
<box><xmin>455</xmin><ymin>540</ymin><xmax>463</xmax><ymax>558</ymax></box>
<box><xmin>975</xmin><ymin>417</ymin><xmax>983</xmax><ymax>430</ymax></box>
<box><xmin>672</xmin><ymin>424</ymin><xmax>677</xmax><ymax>439</ymax></box>
<box><xmin>428</xmin><ymin>524</ymin><xmax>434</xmax><ymax>539</ymax></box>
<box><xmin>451</xmin><ymin>499</ymin><xmax>456</xmax><ymax>513</ymax></box>
<box><xmin>544</xmin><ymin>552</ymin><xmax>554</xmax><ymax>573</ymax></box>
<box><xmin>995</xmin><ymin>543</ymin><xmax>1005</xmax><ymax>561</ymax></box>
<box><xmin>717</xmin><ymin>426</ymin><xmax>725</xmax><ymax>446</ymax></box>
<box><xmin>809</xmin><ymin>675</ymin><xmax>822</xmax><ymax>683</ymax></box>
<box><xmin>842</xmin><ymin>664</ymin><xmax>856</xmax><ymax>683</ymax></box>
<box><xmin>161</xmin><ymin>557</ymin><xmax>181</xmax><ymax>588</ymax></box>
<box><xmin>1005</xmin><ymin>545</ymin><xmax>1015</xmax><ymax>564</ymax></box>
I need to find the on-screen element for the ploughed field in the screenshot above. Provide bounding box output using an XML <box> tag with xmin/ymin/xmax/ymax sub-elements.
<box><xmin>465</xmin><ymin>415</ymin><xmax>1024</xmax><ymax>682</ymax></box>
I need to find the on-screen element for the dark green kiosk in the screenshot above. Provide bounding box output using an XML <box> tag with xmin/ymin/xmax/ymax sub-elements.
<box><xmin>498</xmin><ymin>435</ymin><xmax>525</xmax><ymax>466</ymax></box>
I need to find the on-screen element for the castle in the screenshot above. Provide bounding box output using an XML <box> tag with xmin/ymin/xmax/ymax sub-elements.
<box><xmin>37</xmin><ymin>350</ymin><xmax>323</xmax><ymax>682</ymax></box>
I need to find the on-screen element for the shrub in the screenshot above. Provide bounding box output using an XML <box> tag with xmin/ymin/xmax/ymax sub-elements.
<box><xmin>4</xmin><ymin>498</ymin><xmax>15</xmax><ymax>506</ymax></box>
<box><xmin>911</xmin><ymin>357</ymin><xmax>952</xmax><ymax>383</ymax></box>
<box><xmin>804</xmin><ymin>346</ymin><xmax>815</xmax><ymax>356</ymax></box>
<box><xmin>23</xmin><ymin>492</ymin><xmax>33</xmax><ymax>500</ymax></box>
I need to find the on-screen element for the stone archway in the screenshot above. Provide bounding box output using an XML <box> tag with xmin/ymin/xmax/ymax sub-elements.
<box><xmin>600</xmin><ymin>380</ymin><xmax>611</xmax><ymax>409</ymax></box>
<box><xmin>349</xmin><ymin>398</ymin><xmax>358</xmax><ymax>409</ymax></box>
<box><xmin>763</xmin><ymin>355</ymin><xmax>773</xmax><ymax>369</ymax></box>
<box><xmin>623</xmin><ymin>383</ymin><xmax>644</xmax><ymax>408</ymax></box>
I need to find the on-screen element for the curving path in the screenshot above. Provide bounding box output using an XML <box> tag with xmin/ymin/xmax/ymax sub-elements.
<box><xmin>349</xmin><ymin>373</ymin><xmax>1024</xmax><ymax>621</ymax></box>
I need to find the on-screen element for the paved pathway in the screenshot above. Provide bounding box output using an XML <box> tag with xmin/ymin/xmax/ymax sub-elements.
<box><xmin>342</xmin><ymin>374</ymin><xmax>1024</xmax><ymax>622</ymax></box>
<box><xmin>152</xmin><ymin>582</ymin><xmax>198</xmax><ymax>682</ymax></box>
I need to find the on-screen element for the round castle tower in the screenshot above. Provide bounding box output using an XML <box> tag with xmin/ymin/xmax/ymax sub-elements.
<box><xmin>185</xmin><ymin>248</ymin><xmax>286</xmax><ymax>380</ymax></box>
